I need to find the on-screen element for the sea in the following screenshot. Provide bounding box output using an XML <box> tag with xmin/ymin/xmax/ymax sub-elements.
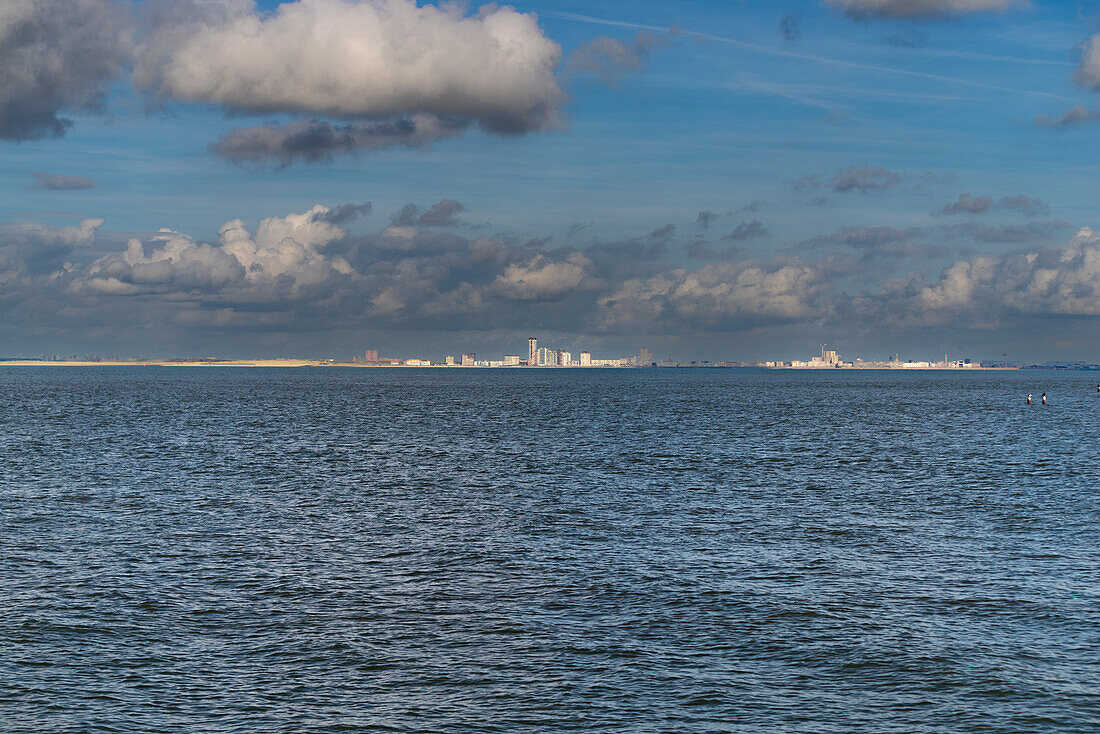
<box><xmin>2</xmin><ymin>367</ymin><xmax>1099</xmax><ymax>733</ymax></box>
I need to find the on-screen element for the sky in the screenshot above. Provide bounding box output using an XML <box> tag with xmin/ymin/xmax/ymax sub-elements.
<box><xmin>3</xmin><ymin>0</ymin><xmax>1100</xmax><ymax>362</ymax></box>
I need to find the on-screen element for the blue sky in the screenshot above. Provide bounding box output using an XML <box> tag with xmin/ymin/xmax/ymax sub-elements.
<box><xmin>3</xmin><ymin>0</ymin><xmax>1100</xmax><ymax>361</ymax></box>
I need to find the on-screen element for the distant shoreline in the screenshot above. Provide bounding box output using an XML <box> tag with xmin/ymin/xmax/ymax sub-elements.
<box><xmin>0</xmin><ymin>360</ymin><xmax>327</xmax><ymax>368</ymax></box>
<box><xmin>0</xmin><ymin>360</ymin><xmax>1053</xmax><ymax>370</ymax></box>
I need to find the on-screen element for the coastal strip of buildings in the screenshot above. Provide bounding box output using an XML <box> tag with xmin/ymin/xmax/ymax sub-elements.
<box><xmin>7</xmin><ymin>341</ymin><xmax>1098</xmax><ymax>369</ymax></box>
<box><xmin>779</xmin><ymin>345</ymin><xmax>993</xmax><ymax>370</ymax></box>
<box><xmin>347</xmin><ymin>341</ymin><xmax>1016</xmax><ymax>369</ymax></box>
<box><xmin>352</xmin><ymin>337</ymin><xmax>635</xmax><ymax>368</ymax></box>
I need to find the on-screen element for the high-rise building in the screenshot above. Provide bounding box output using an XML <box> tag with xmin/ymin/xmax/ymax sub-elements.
<box><xmin>528</xmin><ymin>337</ymin><xmax>538</xmax><ymax>366</ymax></box>
<box><xmin>537</xmin><ymin>347</ymin><xmax>554</xmax><ymax>366</ymax></box>
<box><xmin>364</xmin><ymin>349</ymin><xmax>379</xmax><ymax>363</ymax></box>
<box><xmin>461</xmin><ymin>353</ymin><xmax>476</xmax><ymax>366</ymax></box>
<box><xmin>580</xmin><ymin>351</ymin><xmax>591</xmax><ymax>367</ymax></box>
<box><xmin>557</xmin><ymin>350</ymin><xmax>571</xmax><ymax>366</ymax></box>
<box><xmin>445</xmin><ymin>355</ymin><xmax>455</xmax><ymax>365</ymax></box>
<box><xmin>504</xmin><ymin>355</ymin><xmax>520</xmax><ymax>366</ymax></box>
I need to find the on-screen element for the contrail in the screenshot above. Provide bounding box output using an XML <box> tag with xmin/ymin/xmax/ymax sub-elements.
<box><xmin>548</xmin><ymin>11</ymin><xmax>1078</xmax><ymax>103</ymax></box>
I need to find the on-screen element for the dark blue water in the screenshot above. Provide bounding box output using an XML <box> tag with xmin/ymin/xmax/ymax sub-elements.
<box><xmin>2</xmin><ymin>367</ymin><xmax>1099</xmax><ymax>733</ymax></box>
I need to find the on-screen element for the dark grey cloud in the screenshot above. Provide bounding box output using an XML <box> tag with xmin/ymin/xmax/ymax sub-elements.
<box><xmin>567</xmin><ymin>32</ymin><xmax>666</xmax><ymax>84</ymax></box>
<box><xmin>942</xmin><ymin>220</ymin><xmax>1070</xmax><ymax>243</ymax></box>
<box><xmin>582</xmin><ymin>237</ymin><xmax>669</xmax><ymax>281</ymax></box>
<box><xmin>684</xmin><ymin>241</ymin><xmax>746</xmax><ymax>261</ymax></box>
<box><xmin>0</xmin><ymin>0</ymin><xmax>131</xmax><ymax>141</ymax></box>
<box><xmin>311</xmin><ymin>202</ymin><xmax>372</xmax><ymax>225</ymax></box>
<box><xmin>647</xmin><ymin>224</ymin><xmax>677</xmax><ymax>241</ymax></box>
<box><xmin>391</xmin><ymin>200</ymin><xmax>466</xmax><ymax>228</ymax></box>
<box><xmin>209</xmin><ymin>117</ymin><xmax>468</xmax><ymax>167</ymax></box>
<box><xmin>918</xmin><ymin>171</ymin><xmax>957</xmax><ymax>185</ymax></box>
<box><xmin>796</xmin><ymin>225</ymin><xmax>954</xmax><ymax>263</ymax></box>
<box><xmin>697</xmin><ymin>206</ymin><xmax>763</xmax><ymax>229</ymax></box>
<box><xmin>1035</xmin><ymin>104</ymin><xmax>1100</xmax><ymax>127</ymax></box>
<box><xmin>824</xmin><ymin>0</ymin><xmax>1019</xmax><ymax>21</ymax></box>
<box><xmin>938</xmin><ymin>193</ymin><xmax>1050</xmax><ymax>217</ymax></box>
<box><xmin>792</xmin><ymin>175</ymin><xmax>824</xmax><ymax>191</ymax></box>
<box><xmin>723</xmin><ymin>221</ymin><xmax>768</xmax><ymax>242</ymax></box>
<box><xmin>696</xmin><ymin>211</ymin><xmax>721</xmax><ymax>229</ymax></box>
<box><xmin>30</xmin><ymin>171</ymin><xmax>99</xmax><ymax>191</ymax></box>
<box><xmin>803</xmin><ymin>225</ymin><xmax>927</xmax><ymax>249</ymax></box>
<box><xmin>939</xmin><ymin>193</ymin><xmax>994</xmax><ymax>215</ymax></box>
<box><xmin>996</xmin><ymin>195</ymin><xmax>1049</xmax><ymax>217</ymax></box>
<box><xmin>419</xmin><ymin>200</ymin><xmax>466</xmax><ymax>227</ymax></box>
<box><xmin>884</xmin><ymin>30</ymin><xmax>927</xmax><ymax>47</ymax></box>
<box><xmin>833</xmin><ymin>164</ymin><xmax>903</xmax><ymax>192</ymax></box>
<box><xmin>779</xmin><ymin>13</ymin><xmax>801</xmax><ymax>41</ymax></box>
<box><xmin>794</xmin><ymin>164</ymin><xmax>903</xmax><ymax>193</ymax></box>
<box><xmin>566</xmin><ymin>223</ymin><xmax>592</xmax><ymax>239</ymax></box>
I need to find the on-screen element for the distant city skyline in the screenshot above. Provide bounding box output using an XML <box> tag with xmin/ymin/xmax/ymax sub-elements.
<box><xmin>3</xmin><ymin>1</ymin><xmax>1100</xmax><ymax>361</ymax></box>
<box><xmin>6</xmin><ymin>334</ymin><xmax>1093</xmax><ymax>369</ymax></box>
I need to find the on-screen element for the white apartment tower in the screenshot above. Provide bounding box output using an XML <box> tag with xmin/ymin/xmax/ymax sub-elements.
<box><xmin>528</xmin><ymin>337</ymin><xmax>538</xmax><ymax>366</ymax></box>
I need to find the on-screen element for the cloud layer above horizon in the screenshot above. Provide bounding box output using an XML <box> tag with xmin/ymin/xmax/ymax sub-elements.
<box><xmin>2</xmin><ymin>195</ymin><xmax>1095</xmax><ymax>356</ymax></box>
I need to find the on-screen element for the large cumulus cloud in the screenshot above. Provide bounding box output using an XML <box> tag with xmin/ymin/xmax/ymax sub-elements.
<box><xmin>858</xmin><ymin>227</ymin><xmax>1100</xmax><ymax>327</ymax></box>
<box><xmin>74</xmin><ymin>205</ymin><xmax>355</xmax><ymax>300</ymax></box>
<box><xmin>595</xmin><ymin>261</ymin><xmax>831</xmax><ymax>333</ymax></box>
<box><xmin>138</xmin><ymin>0</ymin><xmax>564</xmax><ymax>163</ymax></box>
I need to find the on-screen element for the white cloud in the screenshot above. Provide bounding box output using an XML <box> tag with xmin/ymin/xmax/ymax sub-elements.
<box><xmin>1075</xmin><ymin>36</ymin><xmax>1100</xmax><ymax>90</ymax></box>
<box><xmin>863</xmin><ymin>227</ymin><xmax>1100</xmax><ymax>326</ymax></box>
<box><xmin>77</xmin><ymin>205</ymin><xmax>354</xmax><ymax>297</ymax></box>
<box><xmin>141</xmin><ymin>0</ymin><xmax>564</xmax><ymax>134</ymax></box>
<box><xmin>596</xmin><ymin>262</ymin><xmax>829</xmax><ymax>331</ymax></box>
<box><xmin>494</xmin><ymin>254</ymin><xmax>591</xmax><ymax>300</ymax></box>
<box><xmin>1003</xmin><ymin>228</ymin><xmax>1100</xmax><ymax>316</ymax></box>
